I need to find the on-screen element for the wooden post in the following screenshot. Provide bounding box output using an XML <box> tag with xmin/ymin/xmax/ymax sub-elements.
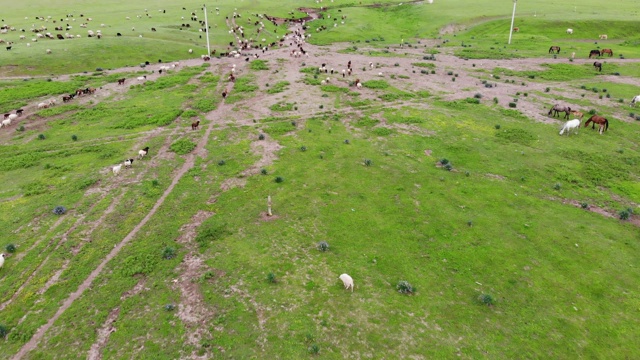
<box><xmin>267</xmin><ymin>196</ymin><xmax>272</xmax><ymax>216</ymax></box>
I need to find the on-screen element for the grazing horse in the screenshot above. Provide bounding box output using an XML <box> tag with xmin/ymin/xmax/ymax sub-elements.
<box><xmin>191</xmin><ymin>120</ymin><xmax>200</xmax><ymax>130</ymax></box>
<box><xmin>593</xmin><ymin>61</ymin><xmax>602</xmax><ymax>72</ymax></box>
<box><xmin>589</xmin><ymin>50</ymin><xmax>601</xmax><ymax>58</ymax></box>
<box><xmin>585</xmin><ymin>115</ymin><xmax>609</xmax><ymax>134</ymax></box>
<box><xmin>513</xmin><ymin>27</ymin><xmax>519</xmax><ymax>32</ymax></box>
<box><xmin>599</xmin><ymin>34</ymin><xmax>608</xmax><ymax>40</ymax></box>
<box><xmin>222</xmin><ymin>90</ymin><xmax>228</xmax><ymax>98</ymax></box>
<box><xmin>601</xmin><ymin>48</ymin><xmax>613</xmax><ymax>57</ymax></box>
<box><xmin>559</xmin><ymin>119</ymin><xmax>581</xmax><ymax>136</ymax></box>
<box><xmin>570</xmin><ymin>110</ymin><xmax>584</xmax><ymax>120</ymax></box>
<box><xmin>548</xmin><ymin>46</ymin><xmax>561</xmax><ymax>54</ymax></box>
<box><xmin>548</xmin><ymin>104</ymin><xmax>572</xmax><ymax>119</ymax></box>
<box><xmin>631</xmin><ymin>95</ymin><xmax>640</xmax><ymax>107</ymax></box>
<box><xmin>117</xmin><ymin>78</ymin><xmax>125</xmax><ymax>85</ymax></box>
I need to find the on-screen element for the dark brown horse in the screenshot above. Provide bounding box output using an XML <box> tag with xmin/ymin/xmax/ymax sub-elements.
<box><xmin>191</xmin><ymin>120</ymin><xmax>200</xmax><ymax>130</ymax></box>
<box><xmin>585</xmin><ymin>115</ymin><xmax>609</xmax><ymax>134</ymax></box>
<box><xmin>601</xmin><ymin>48</ymin><xmax>613</xmax><ymax>57</ymax></box>
<box><xmin>548</xmin><ymin>46</ymin><xmax>561</xmax><ymax>54</ymax></box>
<box><xmin>589</xmin><ymin>49</ymin><xmax>601</xmax><ymax>58</ymax></box>
<box><xmin>548</xmin><ymin>104</ymin><xmax>572</xmax><ymax>119</ymax></box>
<box><xmin>593</xmin><ymin>61</ymin><xmax>602</xmax><ymax>72</ymax></box>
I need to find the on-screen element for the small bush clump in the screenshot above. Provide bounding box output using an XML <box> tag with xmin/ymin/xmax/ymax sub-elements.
<box><xmin>53</xmin><ymin>206</ymin><xmax>67</xmax><ymax>215</ymax></box>
<box><xmin>553</xmin><ymin>183</ymin><xmax>561</xmax><ymax>190</ymax></box>
<box><xmin>495</xmin><ymin>124</ymin><xmax>501</xmax><ymax>129</ymax></box>
<box><xmin>545</xmin><ymin>87</ymin><xmax>550</xmax><ymax>92</ymax></box>
<box><xmin>0</xmin><ymin>324</ymin><xmax>8</xmax><ymax>338</ymax></box>
<box><xmin>217</xmin><ymin>160</ymin><xmax>226</xmax><ymax>166</ymax></box>
<box><xmin>5</xmin><ymin>244</ymin><xmax>16</xmax><ymax>253</ymax></box>
<box><xmin>260</xmin><ymin>168</ymin><xmax>268</xmax><ymax>175</ymax></box>
<box><xmin>619</xmin><ymin>208</ymin><xmax>633</xmax><ymax>220</ymax></box>
<box><xmin>317</xmin><ymin>241</ymin><xmax>329</xmax><ymax>252</ymax></box>
<box><xmin>258</xmin><ymin>133</ymin><xmax>265</xmax><ymax>140</ymax></box>
<box><xmin>275</xmin><ymin>176</ymin><xmax>284</xmax><ymax>183</ymax></box>
<box><xmin>267</xmin><ymin>272</ymin><xmax>277</xmax><ymax>283</ymax></box>
<box><xmin>508</xmin><ymin>102</ymin><xmax>517</xmax><ymax>108</ymax></box>
<box><xmin>364</xmin><ymin>159</ymin><xmax>373</xmax><ymax>166</ymax></box>
<box><xmin>164</xmin><ymin>304</ymin><xmax>175</xmax><ymax>311</ymax></box>
<box><xmin>581</xmin><ymin>202</ymin><xmax>589</xmax><ymax>209</ymax></box>
<box><xmin>396</xmin><ymin>280</ymin><xmax>415</xmax><ymax>294</ymax></box>
<box><xmin>308</xmin><ymin>344</ymin><xmax>320</xmax><ymax>355</ymax></box>
<box><xmin>474</xmin><ymin>93</ymin><xmax>483</xmax><ymax>99</ymax></box>
<box><xmin>478</xmin><ymin>294</ymin><xmax>495</xmax><ymax>306</ymax></box>
<box><xmin>162</xmin><ymin>246</ymin><xmax>176</xmax><ymax>259</ymax></box>
<box><xmin>71</xmin><ymin>134</ymin><xmax>78</xmax><ymax>141</ymax></box>
<box><xmin>38</xmin><ymin>134</ymin><xmax>46</xmax><ymax>140</ymax></box>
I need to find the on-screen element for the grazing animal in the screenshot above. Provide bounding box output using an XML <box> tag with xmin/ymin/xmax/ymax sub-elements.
<box><xmin>6</xmin><ymin>46</ymin><xmax>11</xmax><ymax>50</ymax></box>
<box><xmin>117</xmin><ymin>78</ymin><xmax>125</xmax><ymax>85</ymax></box>
<box><xmin>559</xmin><ymin>119</ymin><xmax>581</xmax><ymax>136</ymax></box>
<box><xmin>513</xmin><ymin>27</ymin><xmax>519</xmax><ymax>32</ymax></box>
<box><xmin>62</xmin><ymin>95</ymin><xmax>73</xmax><ymax>102</ymax></box>
<box><xmin>56</xmin><ymin>33</ymin><xmax>64</xmax><ymax>39</ymax></box>
<box><xmin>0</xmin><ymin>253</ymin><xmax>5</xmax><ymax>270</ymax></box>
<box><xmin>593</xmin><ymin>61</ymin><xmax>602</xmax><ymax>72</ymax></box>
<box><xmin>548</xmin><ymin>104</ymin><xmax>572</xmax><ymax>119</ymax></box>
<box><xmin>137</xmin><ymin>75</ymin><xmax>146</xmax><ymax>81</ymax></box>
<box><xmin>138</xmin><ymin>146</ymin><xmax>149</xmax><ymax>159</ymax></box>
<box><xmin>1</xmin><ymin>118</ymin><xmax>12</xmax><ymax>128</ymax></box>
<box><xmin>16</xmin><ymin>109</ymin><xmax>23</xmax><ymax>116</ymax></box>
<box><xmin>570</xmin><ymin>110</ymin><xmax>584</xmax><ymax>120</ymax></box>
<box><xmin>631</xmin><ymin>95</ymin><xmax>640</xmax><ymax>107</ymax></box>
<box><xmin>151</xmin><ymin>27</ymin><xmax>156</xmax><ymax>32</ymax></box>
<box><xmin>566</xmin><ymin>28</ymin><xmax>573</xmax><ymax>34</ymax></box>
<box><xmin>548</xmin><ymin>45</ymin><xmax>561</xmax><ymax>54</ymax></box>
<box><xmin>124</xmin><ymin>158</ymin><xmax>134</xmax><ymax>167</ymax></box>
<box><xmin>117</xmin><ymin>32</ymin><xmax>122</xmax><ymax>36</ymax></box>
<box><xmin>585</xmin><ymin>115</ymin><xmax>609</xmax><ymax>134</ymax></box>
<box><xmin>222</xmin><ymin>90</ymin><xmax>228</xmax><ymax>98</ymax></box>
<box><xmin>589</xmin><ymin>49</ymin><xmax>601</xmax><ymax>58</ymax></box>
<box><xmin>112</xmin><ymin>163</ymin><xmax>123</xmax><ymax>175</ymax></box>
<box><xmin>191</xmin><ymin>120</ymin><xmax>200</xmax><ymax>130</ymax></box>
<box><xmin>601</xmin><ymin>48</ymin><xmax>613</xmax><ymax>57</ymax></box>
<box><xmin>599</xmin><ymin>34</ymin><xmax>608</xmax><ymax>40</ymax></box>
<box><xmin>338</xmin><ymin>274</ymin><xmax>354</xmax><ymax>292</ymax></box>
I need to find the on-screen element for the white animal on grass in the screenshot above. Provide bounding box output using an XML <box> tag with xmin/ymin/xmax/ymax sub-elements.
<box><xmin>559</xmin><ymin>119</ymin><xmax>581</xmax><ymax>136</ymax></box>
<box><xmin>356</xmin><ymin>82</ymin><xmax>362</xmax><ymax>88</ymax></box>
<box><xmin>188</xmin><ymin>48</ymin><xmax>193</xmax><ymax>54</ymax></box>
<box><xmin>631</xmin><ymin>95</ymin><xmax>640</xmax><ymax>107</ymax></box>
<box><xmin>566</xmin><ymin>28</ymin><xmax>573</xmax><ymax>34</ymax></box>
<box><xmin>0</xmin><ymin>253</ymin><xmax>5</xmax><ymax>270</ymax></box>
<box><xmin>137</xmin><ymin>75</ymin><xmax>147</xmax><ymax>81</ymax></box>
<box><xmin>112</xmin><ymin>163</ymin><xmax>123</xmax><ymax>175</ymax></box>
<box><xmin>378</xmin><ymin>72</ymin><xmax>383</xmax><ymax>76</ymax></box>
<box><xmin>124</xmin><ymin>158</ymin><xmax>134</xmax><ymax>167</ymax></box>
<box><xmin>1</xmin><ymin>119</ymin><xmax>11</xmax><ymax>128</ymax></box>
<box><xmin>138</xmin><ymin>146</ymin><xmax>149</xmax><ymax>159</ymax></box>
<box><xmin>46</xmin><ymin>49</ymin><xmax>51</xmax><ymax>54</ymax></box>
<box><xmin>339</xmin><ymin>274</ymin><xmax>354</xmax><ymax>292</ymax></box>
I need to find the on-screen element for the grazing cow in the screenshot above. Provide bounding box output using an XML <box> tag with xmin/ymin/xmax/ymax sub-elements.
<box><xmin>566</xmin><ymin>28</ymin><xmax>573</xmax><ymax>34</ymax></box>
<box><xmin>117</xmin><ymin>78</ymin><xmax>125</xmax><ymax>85</ymax></box>
<box><xmin>593</xmin><ymin>61</ymin><xmax>602</xmax><ymax>72</ymax></box>
<box><xmin>599</xmin><ymin>34</ymin><xmax>608</xmax><ymax>40</ymax></box>
<box><xmin>191</xmin><ymin>120</ymin><xmax>200</xmax><ymax>130</ymax></box>
<box><xmin>138</xmin><ymin>146</ymin><xmax>149</xmax><ymax>159</ymax></box>
<box><xmin>124</xmin><ymin>158</ymin><xmax>134</xmax><ymax>167</ymax></box>
<box><xmin>589</xmin><ymin>50</ymin><xmax>601</xmax><ymax>58</ymax></box>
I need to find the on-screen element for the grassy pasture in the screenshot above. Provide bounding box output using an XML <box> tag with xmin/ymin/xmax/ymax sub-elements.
<box><xmin>1</xmin><ymin>0</ymin><xmax>640</xmax><ymax>358</ymax></box>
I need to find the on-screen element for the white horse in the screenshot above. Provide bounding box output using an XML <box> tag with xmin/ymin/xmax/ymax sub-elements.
<box><xmin>631</xmin><ymin>95</ymin><xmax>640</xmax><ymax>107</ymax></box>
<box><xmin>559</xmin><ymin>119</ymin><xmax>581</xmax><ymax>136</ymax></box>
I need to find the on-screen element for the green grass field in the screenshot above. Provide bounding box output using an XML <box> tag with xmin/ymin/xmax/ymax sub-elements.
<box><xmin>1</xmin><ymin>0</ymin><xmax>640</xmax><ymax>359</ymax></box>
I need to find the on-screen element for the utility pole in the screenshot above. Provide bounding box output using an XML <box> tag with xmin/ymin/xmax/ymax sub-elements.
<box><xmin>508</xmin><ymin>0</ymin><xmax>518</xmax><ymax>45</ymax></box>
<box><xmin>203</xmin><ymin>4</ymin><xmax>211</xmax><ymax>55</ymax></box>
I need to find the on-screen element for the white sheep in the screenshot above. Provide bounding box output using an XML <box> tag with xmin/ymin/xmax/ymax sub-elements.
<box><xmin>0</xmin><ymin>253</ymin><xmax>5</xmax><ymax>270</ymax></box>
<box><xmin>378</xmin><ymin>72</ymin><xmax>383</xmax><ymax>77</ymax></box>
<box><xmin>339</xmin><ymin>274</ymin><xmax>354</xmax><ymax>292</ymax></box>
<box><xmin>112</xmin><ymin>164</ymin><xmax>123</xmax><ymax>175</ymax></box>
<box><xmin>356</xmin><ymin>82</ymin><xmax>362</xmax><ymax>89</ymax></box>
<box><xmin>188</xmin><ymin>48</ymin><xmax>193</xmax><ymax>54</ymax></box>
<box><xmin>137</xmin><ymin>75</ymin><xmax>147</xmax><ymax>81</ymax></box>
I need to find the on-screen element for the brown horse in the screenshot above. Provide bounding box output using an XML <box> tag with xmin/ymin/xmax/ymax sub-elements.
<box><xmin>548</xmin><ymin>46</ymin><xmax>561</xmax><ymax>54</ymax></box>
<box><xmin>548</xmin><ymin>104</ymin><xmax>572</xmax><ymax>119</ymax></box>
<box><xmin>601</xmin><ymin>48</ymin><xmax>613</xmax><ymax>57</ymax></box>
<box><xmin>191</xmin><ymin>120</ymin><xmax>200</xmax><ymax>130</ymax></box>
<box><xmin>570</xmin><ymin>110</ymin><xmax>584</xmax><ymax>120</ymax></box>
<box><xmin>513</xmin><ymin>27</ymin><xmax>519</xmax><ymax>32</ymax></box>
<box><xmin>585</xmin><ymin>115</ymin><xmax>609</xmax><ymax>134</ymax></box>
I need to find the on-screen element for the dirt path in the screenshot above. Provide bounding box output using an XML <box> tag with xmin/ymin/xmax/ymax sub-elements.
<box><xmin>12</xmin><ymin>73</ymin><xmax>236</xmax><ymax>360</ymax></box>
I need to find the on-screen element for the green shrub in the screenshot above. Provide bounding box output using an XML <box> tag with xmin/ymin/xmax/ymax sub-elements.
<box><xmin>508</xmin><ymin>102</ymin><xmax>517</xmax><ymax>108</ymax></box>
<box><xmin>478</xmin><ymin>294</ymin><xmax>495</xmax><ymax>306</ymax></box>
<box><xmin>5</xmin><ymin>244</ymin><xmax>16</xmax><ymax>253</ymax></box>
<box><xmin>38</xmin><ymin>134</ymin><xmax>46</xmax><ymax>140</ymax></box>
<box><xmin>195</xmin><ymin>223</ymin><xmax>231</xmax><ymax>247</ymax></box>
<box><xmin>53</xmin><ymin>206</ymin><xmax>67</xmax><ymax>215</ymax></box>
<box><xmin>258</xmin><ymin>133</ymin><xmax>265</xmax><ymax>140</ymax></box>
<box><xmin>396</xmin><ymin>280</ymin><xmax>415</xmax><ymax>294</ymax></box>
<box><xmin>308</xmin><ymin>344</ymin><xmax>320</xmax><ymax>355</ymax></box>
<box><xmin>71</xmin><ymin>134</ymin><xmax>78</xmax><ymax>141</ymax></box>
<box><xmin>545</xmin><ymin>87</ymin><xmax>550</xmax><ymax>92</ymax></box>
<box><xmin>267</xmin><ymin>272</ymin><xmax>277</xmax><ymax>283</ymax></box>
<box><xmin>317</xmin><ymin>241</ymin><xmax>329</xmax><ymax>252</ymax></box>
<box><xmin>0</xmin><ymin>324</ymin><xmax>7</xmax><ymax>338</ymax></box>
<box><xmin>581</xmin><ymin>202</ymin><xmax>589</xmax><ymax>209</ymax></box>
<box><xmin>439</xmin><ymin>158</ymin><xmax>449</xmax><ymax>165</ymax></box>
<box><xmin>495</xmin><ymin>124</ymin><xmax>501</xmax><ymax>129</ymax></box>
<box><xmin>364</xmin><ymin>159</ymin><xmax>373</xmax><ymax>166</ymax></box>
<box><xmin>162</xmin><ymin>247</ymin><xmax>176</xmax><ymax>259</ymax></box>
<box><xmin>619</xmin><ymin>208</ymin><xmax>633</xmax><ymax>220</ymax></box>
<box><xmin>170</xmin><ymin>139</ymin><xmax>196</xmax><ymax>155</ymax></box>
<box><xmin>164</xmin><ymin>304</ymin><xmax>175</xmax><ymax>311</ymax></box>
<box><xmin>217</xmin><ymin>160</ymin><xmax>226</xmax><ymax>166</ymax></box>
<box><xmin>274</xmin><ymin>176</ymin><xmax>284</xmax><ymax>183</ymax></box>
<box><xmin>474</xmin><ymin>93</ymin><xmax>483</xmax><ymax>99</ymax></box>
<box><xmin>249</xmin><ymin>60</ymin><xmax>269</xmax><ymax>70</ymax></box>
<box><xmin>260</xmin><ymin>168</ymin><xmax>268</xmax><ymax>175</ymax></box>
